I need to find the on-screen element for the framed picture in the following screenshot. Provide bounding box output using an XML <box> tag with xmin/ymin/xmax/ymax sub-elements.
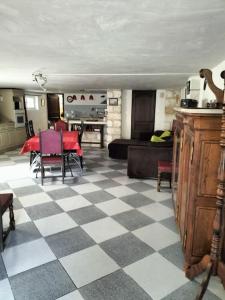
<box><xmin>109</xmin><ymin>98</ymin><xmax>118</xmax><ymax>106</ymax></box>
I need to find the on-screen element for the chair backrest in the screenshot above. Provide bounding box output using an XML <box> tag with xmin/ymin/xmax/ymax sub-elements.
<box><xmin>54</xmin><ymin>120</ymin><xmax>68</xmax><ymax>131</ymax></box>
<box><xmin>28</xmin><ymin>120</ymin><xmax>35</xmax><ymax>137</ymax></box>
<box><xmin>40</xmin><ymin>129</ymin><xmax>63</xmax><ymax>155</ymax></box>
<box><xmin>78</xmin><ymin>121</ymin><xmax>84</xmax><ymax>146</ymax></box>
<box><xmin>25</xmin><ymin>122</ymin><xmax>30</xmax><ymax>139</ymax></box>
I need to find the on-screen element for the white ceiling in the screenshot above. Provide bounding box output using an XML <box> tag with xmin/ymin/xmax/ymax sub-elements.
<box><xmin>0</xmin><ymin>0</ymin><xmax>225</xmax><ymax>92</ymax></box>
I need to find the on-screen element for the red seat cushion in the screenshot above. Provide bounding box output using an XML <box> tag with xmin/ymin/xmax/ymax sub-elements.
<box><xmin>158</xmin><ymin>160</ymin><xmax>172</xmax><ymax>173</ymax></box>
<box><xmin>42</xmin><ymin>157</ymin><xmax>63</xmax><ymax>164</ymax></box>
<box><xmin>0</xmin><ymin>193</ymin><xmax>13</xmax><ymax>214</ymax></box>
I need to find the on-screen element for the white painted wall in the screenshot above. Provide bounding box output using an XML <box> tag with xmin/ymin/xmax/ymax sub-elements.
<box><xmin>121</xmin><ymin>90</ymin><xmax>132</xmax><ymax>139</ymax></box>
<box><xmin>26</xmin><ymin>94</ymin><xmax>48</xmax><ymax>132</ymax></box>
<box><xmin>154</xmin><ymin>90</ymin><xmax>166</xmax><ymax>130</ymax></box>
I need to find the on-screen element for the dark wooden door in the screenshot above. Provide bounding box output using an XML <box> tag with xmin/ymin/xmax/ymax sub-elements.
<box><xmin>47</xmin><ymin>94</ymin><xmax>60</xmax><ymax>121</ymax></box>
<box><xmin>131</xmin><ymin>90</ymin><xmax>156</xmax><ymax>139</ymax></box>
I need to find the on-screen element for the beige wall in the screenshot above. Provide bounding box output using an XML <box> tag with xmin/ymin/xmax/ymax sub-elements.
<box><xmin>26</xmin><ymin>94</ymin><xmax>48</xmax><ymax>132</ymax></box>
<box><xmin>0</xmin><ymin>89</ymin><xmax>24</xmax><ymax>122</ymax></box>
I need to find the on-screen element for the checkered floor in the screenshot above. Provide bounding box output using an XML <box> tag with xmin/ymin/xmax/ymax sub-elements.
<box><xmin>0</xmin><ymin>147</ymin><xmax>224</xmax><ymax>300</ymax></box>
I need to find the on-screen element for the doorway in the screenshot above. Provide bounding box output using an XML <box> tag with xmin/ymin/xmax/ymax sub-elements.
<box><xmin>47</xmin><ymin>94</ymin><xmax>64</xmax><ymax>126</ymax></box>
<box><xmin>131</xmin><ymin>90</ymin><xmax>156</xmax><ymax>140</ymax></box>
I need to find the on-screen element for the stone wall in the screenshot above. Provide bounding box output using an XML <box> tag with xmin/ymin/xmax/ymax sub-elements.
<box><xmin>105</xmin><ymin>89</ymin><xmax>122</xmax><ymax>145</ymax></box>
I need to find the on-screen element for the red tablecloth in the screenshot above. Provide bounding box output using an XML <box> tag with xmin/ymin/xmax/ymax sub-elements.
<box><xmin>20</xmin><ymin>131</ymin><xmax>83</xmax><ymax>156</ymax></box>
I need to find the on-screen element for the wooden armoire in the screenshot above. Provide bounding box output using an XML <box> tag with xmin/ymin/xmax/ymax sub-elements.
<box><xmin>172</xmin><ymin>108</ymin><xmax>224</xmax><ymax>273</ymax></box>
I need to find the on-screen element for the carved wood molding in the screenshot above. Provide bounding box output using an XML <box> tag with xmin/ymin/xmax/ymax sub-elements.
<box><xmin>199</xmin><ymin>69</ymin><xmax>224</xmax><ymax>103</ymax></box>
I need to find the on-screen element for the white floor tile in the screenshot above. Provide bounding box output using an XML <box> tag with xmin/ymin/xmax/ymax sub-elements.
<box><xmin>81</xmin><ymin>217</ymin><xmax>128</xmax><ymax>243</ymax></box>
<box><xmin>105</xmin><ymin>186</ymin><xmax>136</xmax><ymax>198</ymax></box>
<box><xmin>2</xmin><ymin>238</ymin><xmax>56</xmax><ymax>277</ymax></box>
<box><xmin>133</xmin><ymin>223</ymin><xmax>180</xmax><ymax>251</ymax></box>
<box><xmin>71</xmin><ymin>183</ymin><xmax>101</xmax><ymax>194</ymax></box>
<box><xmin>112</xmin><ymin>176</ymin><xmax>140</xmax><ymax>185</ymax></box>
<box><xmin>138</xmin><ymin>202</ymin><xmax>174</xmax><ymax>221</ymax></box>
<box><xmin>60</xmin><ymin>245</ymin><xmax>119</xmax><ymax>288</ymax></box>
<box><xmin>34</xmin><ymin>213</ymin><xmax>77</xmax><ymax>236</ymax></box>
<box><xmin>40</xmin><ymin>184</ymin><xmax>68</xmax><ymax>192</ymax></box>
<box><xmin>84</xmin><ymin>174</ymin><xmax>108</xmax><ymax>183</ymax></box>
<box><xmin>57</xmin><ymin>290</ymin><xmax>84</xmax><ymax>300</ymax></box>
<box><xmin>124</xmin><ymin>252</ymin><xmax>188</xmax><ymax>300</ymax></box>
<box><xmin>142</xmin><ymin>190</ymin><xmax>172</xmax><ymax>202</ymax></box>
<box><xmin>96</xmin><ymin>198</ymin><xmax>132</xmax><ymax>216</ymax></box>
<box><xmin>3</xmin><ymin>208</ymin><xmax>31</xmax><ymax>228</ymax></box>
<box><xmin>8</xmin><ymin>178</ymin><xmax>35</xmax><ymax>188</ymax></box>
<box><xmin>19</xmin><ymin>192</ymin><xmax>53</xmax><ymax>207</ymax></box>
<box><xmin>56</xmin><ymin>195</ymin><xmax>92</xmax><ymax>212</ymax></box>
<box><xmin>0</xmin><ymin>279</ymin><xmax>14</xmax><ymax>300</ymax></box>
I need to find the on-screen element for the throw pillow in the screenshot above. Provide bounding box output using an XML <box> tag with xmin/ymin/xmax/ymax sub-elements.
<box><xmin>151</xmin><ymin>135</ymin><xmax>165</xmax><ymax>142</ymax></box>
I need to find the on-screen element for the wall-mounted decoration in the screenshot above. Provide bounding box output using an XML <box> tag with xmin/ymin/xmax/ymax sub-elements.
<box><xmin>89</xmin><ymin>95</ymin><xmax>94</xmax><ymax>100</ymax></box>
<box><xmin>109</xmin><ymin>98</ymin><xmax>118</xmax><ymax>106</ymax></box>
<box><xmin>72</xmin><ymin>95</ymin><xmax>77</xmax><ymax>100</ymax></box>
<box><xmin>186</xmin><ymin>81</ymin><xmax>190</xmax><ymax>95</ymax></box>
<box><xmin>67</xmin><ymin>96</ymin><xmax>74</xmax><ymax>103</ymax></box>
<box><xmin>81</xmin><ymin>95</ymin><xmax>85</xmax><ymax>100</ymax></box>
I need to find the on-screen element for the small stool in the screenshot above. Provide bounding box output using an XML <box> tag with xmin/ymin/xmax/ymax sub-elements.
<box><xmin>157</xmin><ymin>160</ymin><xmax>172</xmax><ymax>192</ymax></box>
<box><xmin>0</xmin><ymin>193</ymin><xmax>15</xmax><ymax>252</ymax></box>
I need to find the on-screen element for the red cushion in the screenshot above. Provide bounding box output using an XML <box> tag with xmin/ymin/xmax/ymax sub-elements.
<box><xmin>158</xmin><ymin>160</ymin><xmax>172</xmax><ymax>173</ymax></box>
<box><xmin>42</xmin><ymin>157</ymin><xmax>63</xmax><ymax>164</ymax></box>
<box><xmin>0</xmin><ymin>193</ymin><xmax>13</xmax><ymax>214</ymax></box>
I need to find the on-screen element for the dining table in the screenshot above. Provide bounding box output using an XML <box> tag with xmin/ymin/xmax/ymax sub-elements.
<box><xmin>20</xmin><ymin>131</ymin><xmax>83</xmax><ymax>156</ymax></box>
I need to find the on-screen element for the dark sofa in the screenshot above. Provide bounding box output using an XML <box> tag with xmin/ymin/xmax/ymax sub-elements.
<box><xmin>108</xmin><ymin>130</ymin><xmax>173</xmax><ymax>179</ymax></box>
<box><xmin>127</xmin><ymin>142</ymin><xmax>173</xmax><ymax>179</ymax></box>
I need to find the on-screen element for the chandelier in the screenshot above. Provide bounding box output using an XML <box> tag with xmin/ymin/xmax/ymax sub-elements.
<box><xmin>32</xmin><ymin>72</ymin><xmax>47</xmax><ymax>91</ymax></box>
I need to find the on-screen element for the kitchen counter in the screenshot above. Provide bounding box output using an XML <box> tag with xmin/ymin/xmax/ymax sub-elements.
<box><xmin>68</xmin><ymin>119</ymin><xmax>106</xmax><ymax>148</ymax></box>
<box><xmin>68</xmin><ymin>119</ymin><xmax>106</xmax><ymax>129</ymax></box>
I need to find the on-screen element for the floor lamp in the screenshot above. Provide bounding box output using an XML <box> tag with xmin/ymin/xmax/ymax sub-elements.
<box><xmin>185</xmin><ymin>70</ymin><xmax>225</xmax><ymax>299</ymax></box>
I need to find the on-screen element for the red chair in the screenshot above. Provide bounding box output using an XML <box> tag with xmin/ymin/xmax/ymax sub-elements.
<box><xmin>54</xmin><ymin>120</ymin><xmax>68</xmax><ymax>131</ymax></box>
<box><xmin>157</xmin><ymin>160</ymin><xmax>172</xmax><ymax>192</ymax></box>
<box><xmin>39</xmin><ymin>129</ymin><xmax>65</xmax><ymax>185</ymax></box>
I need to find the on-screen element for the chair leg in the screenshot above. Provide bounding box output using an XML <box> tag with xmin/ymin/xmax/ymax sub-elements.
<box><xmin>41</xmin><ymin>166</ymin><xmax>44</xmax><ymax>185</ymax></box>
<box><xmin>67</xmin><ymin>156</ymin><xmax>73</xmax><ymax>177</ymax></box>
<box><xmin>80</xmin><ymin>156</ymin><xmax>83</xmax><ymax>169</ymax></box>
<box><xmin>62</xmin><ymin>158</ymin><xmax>65</xmax><ymax>184</ymax></box>
<box><xmin>0</xmin><ymin>216</ymin><xmax>3</xmax><ymax>252</ymax></box>
<box><xmin>157</xmin><ymin>172</ymin><xmax>161</xmax><ymax>192</ymax></box>
<box><xmin>9</xmin><ymin>203</ymin><xmax>15</xmax><ymax>231</ymax></box>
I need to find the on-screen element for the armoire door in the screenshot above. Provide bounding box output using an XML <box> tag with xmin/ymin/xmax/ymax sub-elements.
<box><xmin>131</xmin><ymin>90</ymin><xmax>156</xmax><ymax>140</ymax></box>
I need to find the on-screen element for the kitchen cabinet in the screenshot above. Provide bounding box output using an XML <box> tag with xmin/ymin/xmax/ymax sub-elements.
<box><xmin>172</xmin><ymin>108</ymin><xmax>223</xmax><ymax>274</ymax></box>
<box><xmin>0</xmin><ymin>123</ymin><xmax>26</xmax><ymax>152</ymax></box>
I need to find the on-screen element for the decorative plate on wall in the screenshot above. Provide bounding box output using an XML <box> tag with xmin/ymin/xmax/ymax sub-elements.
<box><xmin>67</xmin><ymin>96</ymin><xmax>73</xmax><ymax>103</ymax></box>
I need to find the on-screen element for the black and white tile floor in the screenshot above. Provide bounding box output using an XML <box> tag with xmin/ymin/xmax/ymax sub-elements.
<box><xmin>0</xmin><ymin>147</ymin><xmax>224</xmax><ymax>300</ymax></box>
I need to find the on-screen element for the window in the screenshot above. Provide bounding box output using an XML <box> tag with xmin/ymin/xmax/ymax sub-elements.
<box><xmin>25</xmin><ymin>95</ymin><xmax>39</xmax><ymax>110</ymax></box>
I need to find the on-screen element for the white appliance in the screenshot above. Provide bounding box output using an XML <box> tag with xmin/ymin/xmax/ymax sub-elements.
<box><xmin>14</xmin><ymin>110</ymin><xmax>25</xmax><ymax>127</ymax></box>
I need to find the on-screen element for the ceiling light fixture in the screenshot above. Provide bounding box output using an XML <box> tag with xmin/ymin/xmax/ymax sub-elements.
<box><xmin>32</xmin><ymin>72</ymin><xmax>47</xmax><ymax>91</ymax></box>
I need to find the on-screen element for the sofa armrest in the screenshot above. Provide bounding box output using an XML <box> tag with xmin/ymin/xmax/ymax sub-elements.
<box><xmin>127</xmin><ymin>145</ymin><xmax>173</xmax><ymax>179</ymax></box>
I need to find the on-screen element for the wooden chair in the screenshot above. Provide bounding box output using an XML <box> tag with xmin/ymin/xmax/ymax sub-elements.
<box><xmin>157</xmin><ymin>160</ymin><xmax>172</xmax><ymax>192</ymax></box>
<box><xmin>0</xmin><ymin>193</ymin><xmax>15</xmax><ymax>252</ymax></box>
<box><xmin>39</xmin><ymin>129</ymin><xmax>65</xmax><ymax>185</ymax></box>
<box><xmin>54</xmin><ymin>120</ymin><xmax>68</xmax><ymax>131</ymax></box>
<box><xmin>26</xmin><ymin>120</ymin><xmax>37</xmax><ymax>165</ymax></box>
<box><xmin>28</xmin><ymin>120</ymin><xmax>35</xmax><ymax>137</ymax></box>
